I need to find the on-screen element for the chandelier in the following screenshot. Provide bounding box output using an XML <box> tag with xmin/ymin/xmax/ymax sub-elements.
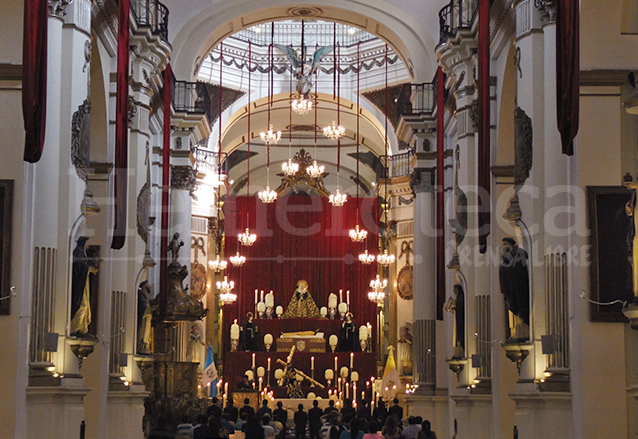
<box><xmin>368</xmin><ymin>289</ymin><xmax>386</xmax><ymax>305</ymax></box>
<box><xmin>229</xmin><ymin>252</ymin><xmax>246</xmax><ymax>267</ymax></box>
<box><xmin>238</xmin><ymin>228</ymin><xmax>257</xmax><ymax>246</ymax></box>
<box><xmin>292</xmin><ymin>97</ymin><xmax>312</xmax><ymax>115</ymax></box>
<box><xmin>217</xmin><ymin>276</ymin><xmax>237</xmax><ymax>305</ymax></box>
<box><xmin>349</xmin><ymin>224</ymin><xmax>368</xmax><ymax>242</ymax></box>
<box><xmin>323</xmin><ymin>121</ymin><xmax>345</xmax><ymax>140</ymax></box>
<box><xmin>208</xmin><ymin>255</ymin><xmax>227</xmax><ymax>272</ymax></box>
<box><xmin>260</xmin><ymin>124</ymin><xmax>282</xmax><ymax>147</ymax></box>
<box><xmin>368</xmin><ymin>274</ymin><xmax>388</xmax><ymax>305</ymax></box>
<box><xmin>258</xmin><ymin>185</ymin><xmax>277</xmax><ymax>204</ymax></box>
<box><xmin>307</xmin><ymin>160</ymin><xmax>325</xmax><ymax>179</ymax></box>
<box><xmin>329</xmin><ymin>189</ymin><xmax>347</xmax><ymax>206</ymax></box>
<box><xmin>282</xmin><ymin>157</ymin><xmax>299</xmax><ymax>176</ymax></box>
<box><xmin>359</xmin><ymin>250</ymin><xmax>375</xmax><ymax>264</ymax></box>
<box><xmin>377</xmin><ymin>249</ymin><xmax>396</xmax><ymax>267</ymax></box>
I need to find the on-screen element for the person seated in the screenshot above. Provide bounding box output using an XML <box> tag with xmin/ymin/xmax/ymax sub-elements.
<box><xmin>362</xmin><ymin>420</ymin><xmax>383</xmax><ymax>439</ymax></box>
<box><xmin>244</xmin><ymin>416</ymin><xmax>265</xmax><ymax>439</ymax></box>
<box><xmin>416</xmin><ymin>420</ymin><xmax>437</xmax><ymax>439</ymax></box>
<box><xmin>401</xmin><ymin>417</ymin><xmax>421</xmax><ymax>439</ymax></box>
<box><xmin>148</xmin><ymin>416</ymin><xmax>175</xmax><ymax>439</ymax></box>
<box><xmin>257</xmin><ymin>399</ymin><xmax>272</xmax><ymax>418</ymax></box>
<box><xmin>237</xmin><ymin>374</ymin><xmax>253</xmax><ymax>390</ymax></box>
<box><xmin>193</xmin><ymin>416</ymin><xmax>211</xmax><ymax>439</ymax></box>
<box><xmin>340</xmin><ymin>398</ymin><xmax>356</xmax><ymax>420</ymax></box>
<box><xmin>223</xmin><ymin>398</ymin><xmax>239</xmax><ymax>423</ymax></box>
<box><xmin>240</xmin><ymin>398</ymin><xmax>256</xmax><ymax>420</ymax></box>
<box><xmin>235</xmin><ymin>413</ymin><xmax>249</xmax><ymax>433</ymax></box>
<box><xmin>262</xmin><ymin>415</ymin><xmax>276</xmax><ymax>439</ymax></box>
<box><xmin>387</xmin><ymin>398</ymin><xmax>403</xmax><ymax>422</ymax></box>
<box><xmin>270</xmin><ymin>414</ymin><xmax>284</xmax><ymax>438</ymax></box>
<box><xmin>220</xmin><ymin>414</ymin><xmax>235</xmax><ymax>435</ymax></box>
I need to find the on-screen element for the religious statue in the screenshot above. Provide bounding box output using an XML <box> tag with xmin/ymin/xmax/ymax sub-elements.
<box><xmin>168</xmin><ymin>233</ymin><xmax>184</xmax><ymax>264</ymax></box>
<box><xmin>276</xmin><ymin>347</ymin><xmax>324</xmax><ymax>398</ymax></box>
<box><xmin>70</xmin><ymin>236</ymin><xmax>99</xmax><ymax>338</ymax></box>
<box><xmin>445</xmin><ymin>284</ymin><xmax>465</xmax><ymax>358</ymax></box>
<box><xmin>241</xmin><ymin>312</ymin><xmax>260</xmax><ymax>351</ymax></box>
<box><xmin>339</xmin><ymin>312</ymin><xmax>357</xmax><ymax>352</ymax></box>
<box><xmin>275</xmin><ymin>44</ymin><xmax>333</xmax><ymax>98</ymax></box>
<box><xmin>137</xmin><ymin>281</ymin><xmax>153</xmax><ymax>355</ymax></box>
<box><xmin>397</xmin><ymin>325</ymin><xmax>413</xmax><ymax>374</ymax></box>
<box><xmin>186</xmin><ymin>324</ymin><xmax>205</xmax><ymax>363</ymax></box>
<box><xmin>499</xmin><ymin>237</ymin><xmax>530</xmax><ymax>342</ymax></box>
<box><xmin>625</xmin><ymin>175</ymin><xmax>638</xmax><ymax>303</ymax></box>
<box><xmin>281</xmin><ymin>280</ymin><xmax>321</xmax><ymax>319</ymax></box>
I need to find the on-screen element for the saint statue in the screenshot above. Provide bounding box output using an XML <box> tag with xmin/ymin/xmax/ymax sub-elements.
<box><xmin>70</xmin><ymin>237</ymin><xmax>99</xmax><ymax>337</ymax></box>
<box><xmin>445</xmin><ymin>284</ymin><xmax>465</xmax><ymax>358</ymax></box>
<box><xmin>186</xmin><ymin>324</ymin><xmax>205</xmax><ymax>363</ymax></box>
<box><xmin>241</xmin><ymin>312</ymin><xmax>260</xmax><ymax>351</ymax></box>
<box><xmin>137</xmin><ymin>281</ymin><xmax>153</xmax><ymax>355</ymax></box>
<box><xmin>281</xmin><ymin>280</ymin><xmax>321</xmax><ymax>319</ymax></box>
<box><xmin>499</xmin><ymin>237</ymin><xmax>530</xmax><ymax>342</ymax></box>
<box><xmin>168</xmin><ymin>233</ymin><xmax>184</xmax><ymax>264</ymax></box>
<box><xmin>339</xmin><ymin>312</ymin><xmax>357</xmax><ymax>351</ymax></box>
<box><xmin>397</xmin><ymin>326</ymin><xmax>413</xmax><ymax>374</ymax></box>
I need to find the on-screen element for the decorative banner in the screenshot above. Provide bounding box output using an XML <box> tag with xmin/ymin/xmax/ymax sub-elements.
<box><xmin>22</xmin><ymin>0</ymin><xmax>48</xmax><ymax>163</ymax></box>
<box><xmin>436</xmin><ymin>67</ymin><xmax>446</xmax><ymax>320</ymax></box>
<box><xmin>557</xmin><ymin>0</ymin><xmax>579</xmax><ymax>156</ymax></box>
<box><xmin>478</xmin><ymin>0</ymin><xmax>491</xmax><ymax>253</ymax></box>
<box><xmin>111</xmin><ymin>0</ymin><xmax>131</xmax><ymax>249</ymax></box>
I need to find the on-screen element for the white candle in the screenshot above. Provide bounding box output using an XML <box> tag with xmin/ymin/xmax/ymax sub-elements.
<box><xmin>311</xmin><ymin>356</ymin><xmax>315</xmax><ymax>370</ymax></box>
<box><xmin>334</xmin><ymin>356</ymin><xmax>338</xmax><ymax>372</ymax></box>
<box><xmin>255</xmin><ymin>289</ymin><xmax>258</xmax><ymax>305</ymax></box>
<box><xmin>252</xmin><ymin>353</ymin><xmax>256</xmax><ymax>368</ymax></box>
<box><xmin>267</xmin><ymin>358</ymin><xmax>271</xmax><ymax>371</ymax></box>
<box><xmin>346</xmin><ymin>290</ymin><xmax>350</xmax><ymax>306</ymax></box>
<box><xmin>346</xmin><ymin>383</ymin><xmax>349</xmax><ymax>399</ymax></box>
<box><xmin>339</xmin><ymin>289</ymin><xmax>343</xmax><ymax>303</ymax></box>
<box><xmin>260</xmin><ymin>290</ymin><xmax>264</xmax><ymax>303</ymax></box>
<box><xmin>259</xmin><ymin>377</ymin><xmax>263</xmax><ymax>392</ymax></box>
<box><xmin>224</xmin><ymin>382</ymin><xmax>229</xmax><ymax>396</ymax></box>
<box><xmin>350</xmin><ymin>352</ymin><xmax>354</xmax><ymax>369</ymax></box>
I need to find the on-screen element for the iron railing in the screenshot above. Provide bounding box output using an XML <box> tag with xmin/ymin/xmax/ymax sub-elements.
<box><xmin>192</xmin><ymin>147</ymin><xmax>229</xmax><ymax>179</ymax></box>
<box><xmin>438</xmin><ymin>0</ymin><xmax>479</xmax><ymax>45</ymax></box>
<box><xmin>380</xmin><ymin>150</ymin><xmax>414</xmax><ymax>179</ymax></box>
<box><xmin>130</xmin><ymin>0</ymin><xmax>169</xmax><ymax>42</ymax></box>
<box><xmin>397</xmin><ymin>82</ymin><xmax>437</xmax><ymax>119</ymax></box>
<box><xmin>171</xmin><ymin>81</ymin><xmax>209</xmax><ymax>115</ymax></box>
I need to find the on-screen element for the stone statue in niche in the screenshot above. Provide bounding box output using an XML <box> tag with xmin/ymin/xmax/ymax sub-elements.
<box><xmin>499</xmin><ymin>237</ymin><xmax>530</xmax><ymax>342</ymax></box>
<box><xmin>70</xmin><ymin>237</ymin><xmax>100</xmax><ymax>338</ymax></box>
<box><xmin>624</xmin><ymin>174</ymin><xmax>638</xmax><ymax>304</ymax></box>
<box><xmin>186</xmin><ymin>323</ymin><xmax>205</xmax><ymax>363</ymax></box>
<box><xmin>137</xmin><ymin>280</ymin><xmax>153</xmax><ymax>355</ymax></box>
<box><xmin>397</xmin><ymin>323</ymin><xmax>413</xmax><ymax>375</ymax></box>
<box><xmin>445</xmin><ymin>284</ymin><xmax>465</xmax><ymax>358</ymax></box>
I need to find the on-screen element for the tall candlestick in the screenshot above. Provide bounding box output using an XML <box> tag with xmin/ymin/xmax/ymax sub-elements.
<box><xmin>255</xmin><ymin>289</ymin><xmax>258</xmax><ymax>305</ymax></box>
<box><xmin>252</xmin><ymin>353</ymin><xmax>256</xmax><ymax>368</ymax></box>
<box><xmin>267</xmin><ymin>358</ymin><xmax>271</xmax><ymax>370</ymax></box>
<box><xmin>338</xmin><ymin>377</ymin><xmax>342</xmax><ymax>394</ymax></box>
<box><xmin>339</xmin><ymin>289</ymin><xmax>343</xmax><ymax>303</ymax></box>
<box><xmin>346</xmin><ymin>290</ymin><xmax>350</xmax><ymax>306</ymax></box>
<box><xmin>346</xmin><ymin>383</ymin><xmax>349</xmax><ymax>399</ymax></box>
<box><xmin>361</xmin><ymin>391</ymin><xmax>364</xmax><ymax>401</ymax></box>
<box><xmin>350</xmin><ymin>352</ymin><xmax>354</xmax><ymax>369</ymax></box>
<box><xmin>311</xmin><ymin>356</ymin><xmax>315</xmax><ymax>370</ymax></box>
<box><xmin>334</xmin><ymin>356</ymin><xmax>338</xmax><ymax>373</ymax></box>
<box><xmin>260</xmin><ymin>290</ymin><xmax>264</xmax><ymax>303</ymax></box>
<box><xmin>259</xmin><ymin>376</ymin><xmax>263</xmax><ymax>392</ymax></box>
<box><xmin>224</xmin><ymin>382</ymin><xmax>229</xmax><ymax>397</ymax></box>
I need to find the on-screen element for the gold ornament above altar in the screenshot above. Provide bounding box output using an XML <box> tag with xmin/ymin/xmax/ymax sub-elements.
<box><xmin>275</xmin><ymin>149</ymin><xmax>329</xmax><ymax>197</ymax></box>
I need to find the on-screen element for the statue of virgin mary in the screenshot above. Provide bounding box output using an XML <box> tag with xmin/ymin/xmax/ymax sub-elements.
<box><xmin>282</xmin><ymin>280</ymin><xmax>321</xmax><ymax>318</ymax></box>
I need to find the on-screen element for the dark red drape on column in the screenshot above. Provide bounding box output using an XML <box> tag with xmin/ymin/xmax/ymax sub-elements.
<box><xmin>111</xmin><ymin>0</ymin><xmax>130</xmax><ymax>249</ymax></box>
<box><xmin>222</xmin><ymin>196</ymin><xmax>379</xmax><ymax>351</ymax></box>
<box><xmin>436</xmin><ymin>67</ymin><xmax>445</xmax><ymax>321</ymax></box>
<box><xmin>22</xmin><ymin>0</ymin><xmax>48</xmax><ymax>163</ymax></box>
<box><xmin>160</xmin><ymin>64</ymin><xmax>172</xmax><ymax>318</ymax></box>
<box><xmin>556</xmin><ymin>0</ymin><xmax>579</xmax><ymax>156</ymax></box>
<box><xmin>478</xmin><ymin>0</ymin><xmax>491</xmax><ymax>254</ymax></box>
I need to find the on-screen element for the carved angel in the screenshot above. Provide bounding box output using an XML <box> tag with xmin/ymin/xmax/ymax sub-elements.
<box><xmin>274</xmin><ymin>44</ymin><xmax>333</xmax><ymax>97</ymax></box>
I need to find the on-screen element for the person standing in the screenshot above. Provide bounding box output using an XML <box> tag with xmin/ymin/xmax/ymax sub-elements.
<box><xmin>257</xmin><ymin>399</ymin><xmax>272</xmax><ymax>418</ymax></box>
<box><xmin>274</xmin><ymin>401</ymin><xmax>288</xmax><ymax>439</ymax></box>
<box><xmin>240</xmin><ymin>398</ymin><xmax>256</xmax><ymax>420</ymax></box>
<box><xmin>223</xmin><ymin>398</ymin><xmax>239</xmax><ymax>423</ymax></box>
<box><xmin>372</xmin><ymin>400</ymin><xmax>387</xmax><ymax>424</ymax></box>
<box><xmin>149</xmin><ymin>417</ymin><xmax>175</xmax><ymax>439</ymax></box>
<box><xmin>401</xmin><ymin>417</ymin><xmax>421</xmax><ymax>439</ymax></box>
<box><xmin>308</xmin><ymin>400</ymin><xmax>323</xmax><ymax>439</ymax></box>
<box><xmin>294</xmin><ymin>403</ymin><xmax>308</xmax><ymax>439</ymax></box>
<box><xmin>323</xmin><ymin>400</ymin><xmax>338</xmax><ymax>415</ymax></box>
<box><xmin>387</xmin><ymin>398</ymin><xmax>403</xmax><ymax>422</ymax></box>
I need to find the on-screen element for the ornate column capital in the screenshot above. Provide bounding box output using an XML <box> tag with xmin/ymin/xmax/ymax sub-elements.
<box><xmin>171</xmin><ymin>165</ymin><xmax>197</xmax><ymax>195</ymax></box>
<box><xmin>48</xmin><ymin>0</ymin><xmax>72</xmax><ymax>18</ymax></box>
<box><xmin>410</xmin><ymin>168</ymin><xmax>435</xmax><ymax>194</ymax></box>
<box><xmin>534</xmin><ymin>0</ymin><xmax>556</xmax><ymax>24</ymax></box>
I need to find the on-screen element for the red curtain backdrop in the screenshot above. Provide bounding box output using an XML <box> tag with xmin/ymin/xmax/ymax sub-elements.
<box><xmin>478</xmin><ymin>0</ymin><xmax>491</xmax><ymax>254</ymax></box>
<box><xmin>222</xmin><ymin>195</ymin><xmax>379</xmax><ymax>350</ymax></box>
<box><xmin>22</xmin><ymin>0</ymin><xmax>48</xmax><ymax>163</ymax></box>
<box><xmin>557</xmin><ymin>0</ymin><xmax>579</xmax><ymax>156</ymax></box>
<box><xmin>111</xmin><ymin>0</ymin><xmax>130</xmax><ymax>249</ymax></box>
<box><xmin>436</xmin><ymin>67</ymin><xmax>446</xmax><ymax>320</ymax></box>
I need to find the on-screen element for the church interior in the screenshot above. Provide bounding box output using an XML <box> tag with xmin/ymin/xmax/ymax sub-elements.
<box><xmin>2</xmin><ymin>0</ymin><xmax>638</xmax><ymax>438</ymax></box>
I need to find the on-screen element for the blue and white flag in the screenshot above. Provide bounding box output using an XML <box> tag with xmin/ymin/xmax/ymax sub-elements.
<box><xmin>202</xmin><ymin>345</ymin><xmax>219</xmax><ymax>396</ymax></box>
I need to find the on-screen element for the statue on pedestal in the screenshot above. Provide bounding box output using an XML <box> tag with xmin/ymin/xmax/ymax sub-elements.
<box><xmin>282</xmin><ymin>280</ymin><xmax>321</xmax><ymax>318</ymax></box>
<box><xmin>499</xmin><ymin>237</ymin><xmax>530</xmax><ymax>342</ymax></box>
<box><xmin>241</xmin><ymin>312</ymin><xmax>260</xmax><ymax>352</ymax></box>
<box><xmin>70</xmin><ymin>236</ymin><xmax>100</xmax><ymax>338</ymax></box>
<box><xmin>137</xmin><ymin>280</ymin><xmax>153</xmax><ymax>355</ymax></box>
<box><xmin>339</xmin><ymin>312</ymin><xmax>357</xmax><ymax>351</ymax></box>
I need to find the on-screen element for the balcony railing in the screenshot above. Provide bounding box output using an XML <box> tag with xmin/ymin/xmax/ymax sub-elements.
<box><xmin>438</xmin><ymin>0</ymin><xmax>479</xmax><ymax>45</ymax></box>
<box><xmin>193</xmin><ymin>148</ymin><xmax>229</xmax><ymax>181</ymax></box>
<box><xmin>379</xmin><ymin>150</ymin><xmax>414</xmax><ymax>179</ymax></box>
<box><xmin>172</xmin><ymin>80</ymin><xmax>210</xmax><ymax>116</ymax></box>
<box><xmin>130</xmin><ymin>0</ymin><xmax>169</xmax><ymax>42</ymax></box>
<box><xmin>397</xmin><ymin>82</ymin><xmax>437</xmax><ymax>119</ymax></box>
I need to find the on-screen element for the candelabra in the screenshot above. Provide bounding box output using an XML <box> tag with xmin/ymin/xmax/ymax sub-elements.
<box><xmin>282</xmin><ymin>157</ymin><xmax>299</xmax><ymax>176</ymax></box>
<box><xmin>238</xmin><ymin>228</ymin><xmax>257</xmax><ymax>246</ymax></box>
<box><xmin>358</xmin><ymin>250</ymin><xmax>375</xmax><ymax>264</ymax></box>
<box><xmin>292</xmin><ymin>97</ymin><xmax>312</xmax><ymax>115</ymax></box>
<box><xmin>229</xmin><ymin>252</ymin><xmax>246</xmax><ymax>267</ymax></box>
<box><xmin>323</xmin><ymin>120</ymin><xmax>345</xmax><ymax>140</ymax></box>
<box><xmin>208</xmin><ymin>255</ymin><xmax>227</xmax><ymax>272</ymax></box>
<box><xmin>349</xmin><ymin>224</ymin><xmax>367</xmax><ymax>242</ymax></box>
<box><xmin>260</xmin><ymin>124</ymin><xmax>281</xmax><ymax>146</ymax></box>
<box><xmin>306</xmin><ymin>160</ymin><xmax>325</xmax><ymax>179</ymax></box>
<box><xmin>329</xmin><ymin>189</ymin><xmax>347</xmax><ymax>206</ymax></box>
<box><xmin>377</xmin><ymin>249</ymin><xmax>396</xmax><ymax>267</ymax></box>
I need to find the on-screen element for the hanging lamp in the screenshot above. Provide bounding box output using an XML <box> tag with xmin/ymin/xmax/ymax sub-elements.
<box><xmin>329</xmin><ymin>38</ymin><xmax>346</xmax><ymax>207</ymax></box>
<box><xmin>351</xmin><ymin>42</ymin><xmax>368</xmax><ymax>243</ymax></box>
<box><xmin>306</xmin><ymin>49</ymin><xmax>325</xmax><ymax>180</ymax></box>
<box><xmin>282</xmin><ymin>62</ymin><xmax>299</xmax><ymax>176</ymax></box>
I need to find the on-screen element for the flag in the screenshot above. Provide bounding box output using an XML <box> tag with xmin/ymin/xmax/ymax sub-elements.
<box><xmin>381</xmin><ymin>346</ymin><xmax>400</xmax><ymax>400</ymax></box>
<box><xmin>202</xmin><ymin>345</ymin><xmax>219</xmax><ymax>397</ymax></box>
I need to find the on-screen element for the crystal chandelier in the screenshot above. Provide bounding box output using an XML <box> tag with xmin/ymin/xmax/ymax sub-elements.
<box><xmin>306</xmin><ymin>160</ymin><xmax>325</xmax><ymax>179</ymax></box>
<box><xmin>323</xmin><ymin>121</ymin><xmax>345</xmax><ymax>140</ymax></box>
<box><xmin>260</xmin><ymin>124</ymin><xmax>282</xmax><ymax>146</ymax></box>
<box><xmin>208</xmin><ymin>255</ymin><xmax>228</xmax><ymax>272</ymax></box>
<box><xmin>238</xmin><ymin>228</ymin><xmax>257</xmax><ymax>246</ymax></box>
<box><xmin>217</xmin><ymin>276</ymin><xmax>237</xmax><ymax>305</ymax></box>
<box><xmin>349</xmin><ymin>224</ymin><xmax>367</xmax><ymax>242</ymax></box>
<box><xmin>329</xmin><ymin>189</ymin><xmax>347</xmax><ymax>206</ymax></box>
<box><xmin>367</xmin><ymin>289</ymin><xmax>386</xmax><ymax>305</ymax></box>
<box><xmin>368</xmin><ymin>274</ymin><xmax>388</xmax><ymax>305</ymax></box>
<box><xmin>377</xmin><ymin>249</ymin><xmax>396</xmax><ymax>267</ymax></box>
<box><xmin>258</xmin><ymin>185</ymin><xmax>277</xmax><ymax>204</ymax></box>
<box><xmin>359</xmin><ymin>250</ymin><xmax>375</xmax><ymax>264</ymax></box>
<box><xmin>229</xmin><ymin>252</ymin><xmax>246</xmax><ymax>267</ymax></box>
<box><xmin>282</xmin><ymin>158</ymin><xmax>299</xmax><ymax>176</ymax></box>
<box><xmin>292</xmin><ymin>97</ymin><xmax>312</xmax><ymax>115</ymax></box>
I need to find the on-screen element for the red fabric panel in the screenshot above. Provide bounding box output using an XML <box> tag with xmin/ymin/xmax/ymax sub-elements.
<box><xmin>478</xmin><ymin>0</ymin><xmax>491</xmax><ymax>253</ymax></box>
<box><xmin>436</xmin><ymin>67</ymin><xmax>445</xmax><ymax>321</ymax></box>
<box><xmin>223</xmin><ymin>351</ymin><xmax>378</xmax><ymax>399</ymax></box>
<box><xmin>223</xmin><ymin>196</ymin><xmax>379</xmax><ymax>352</ymax></box>
<box><xmin>111</xmin><ymin>0</ymin><xmax>130</xmax><ymax>249</ymax></box>
<box><xmin>22</xmin><ymin>0</ymin><xmax>48</xmax><ymax>163</ymax></box>
<box><xmin>159</xmin><ymin>65</ymin><xmax>172</xmax><ymax>317</ymax></box>
<box><xmin>556</xmin><ymin>0</ymin><xmax>579</xmax><ymax>156</ymax></box>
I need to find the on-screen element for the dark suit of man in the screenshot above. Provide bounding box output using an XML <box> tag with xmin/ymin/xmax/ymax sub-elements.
<box><xmin>308</xmin><ymin>405</ymin><xmax>323</xmax><ymax>439</ymax></box>
<box><xmin>294</xmin><ymin>408</ymin><xmax>308</xmax><ymax>439</ymax></box>
<box><xmin>388</xmin><ymin>403</ymin><xmax>403</xmax><ymax>421</ymax></box>
<box><xmin>240</xmin><ymin>404</ymin><xmax>255</xmax><ymax>420</ymax></box>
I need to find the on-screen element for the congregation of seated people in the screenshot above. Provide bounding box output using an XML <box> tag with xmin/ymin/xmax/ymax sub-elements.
<box><xmin>147</xmin><ymin>396</ymin><xmax>437</xmax><ymax>439</ymax></box>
